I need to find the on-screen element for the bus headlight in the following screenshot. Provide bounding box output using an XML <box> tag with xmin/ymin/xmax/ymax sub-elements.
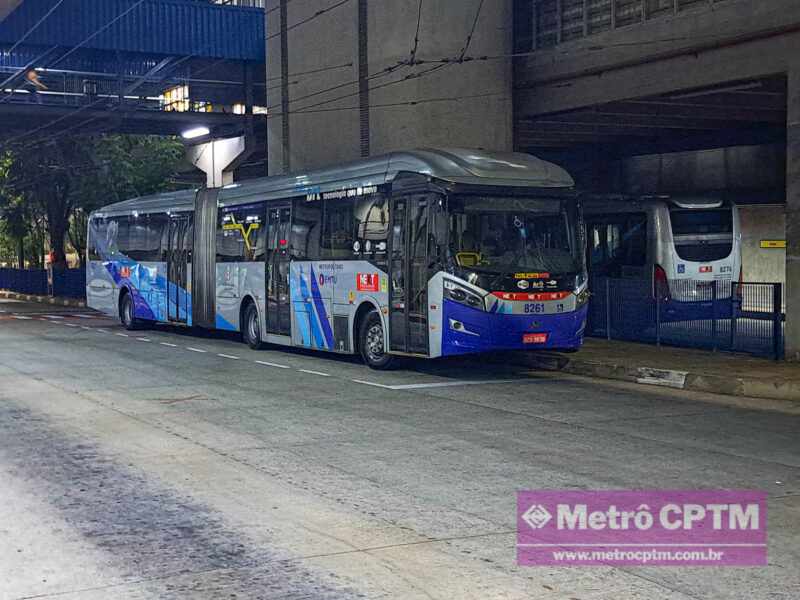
<box><xmin>443</xmin><ymin>279</ymin><xmax>485</xmax><ymax>310</ymax></box>
<box><xmin>574</xmin><ymin>275</ymin><xmax>590</xmax><ymax>308</ymax></box>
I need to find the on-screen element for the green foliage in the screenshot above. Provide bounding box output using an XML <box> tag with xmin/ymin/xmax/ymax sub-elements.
<box><xmin>0</xmin><ymin>135</ymin><xmax>186</xmax><ymax>268</ymax></box>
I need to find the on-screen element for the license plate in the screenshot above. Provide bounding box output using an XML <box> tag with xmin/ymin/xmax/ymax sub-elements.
<box><xmin>523</xmin><ymin>333</ymin><xmax>548</xmax><ymax>344</ymax></box>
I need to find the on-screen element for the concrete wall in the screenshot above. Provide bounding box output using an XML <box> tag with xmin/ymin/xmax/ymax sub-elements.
<box><xmin>266</xmin><ymin>0</ymin><xmax>513</xmax><ymax>174</ymax></box>
<box><xmin>739</xmin><ymin>206</ymin><xmax>787</xmax><ymax>285</ymax></box>
<box><xmin>615</xmin><ymin>145</ymin><xmax>785</xmax><ymax>199</ymax></box>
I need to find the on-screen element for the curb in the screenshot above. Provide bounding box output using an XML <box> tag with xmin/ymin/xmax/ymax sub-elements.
<box><xmin>506</xmin><ymin>352</ymin><xmax>800</xmax><ymax>403</ymax></box>
<box><xmin>0</xmin><ymin>290</ymin><xmax>86</xmax><ymax>308</ymax></box>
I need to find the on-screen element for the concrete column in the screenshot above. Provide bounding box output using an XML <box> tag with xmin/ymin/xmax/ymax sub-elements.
<box><xmin>786</xmin><ymin>64</ymin><xmax>800</xmax><ymax>360</ymax></box>
<box><xmin>266</xmin><ymin>0</ymin><xmax>513</xmax><ymax>173</ymax></box>
<box><xmin>186</xmin><ymin>137</ymin><xmax>247</xmax><ymax>188</ymax></box>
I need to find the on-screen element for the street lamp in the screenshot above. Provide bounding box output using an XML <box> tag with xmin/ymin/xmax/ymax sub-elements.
<box><xmin>181</xmin><ymin>126</ymin><xmax>210</xmax><ymax>140</ymax></box>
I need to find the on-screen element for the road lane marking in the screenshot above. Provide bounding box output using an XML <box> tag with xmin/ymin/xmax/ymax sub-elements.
<box><xmin>64</xmin><ymin>323</ymin><xmax>78</xmax><ymax>327</ymax></box>
<box><xmin>160</xmin><ymin>342</ymin><xmax>178</xmax><ymax>347</ymax></box>
<box><xmin>44</xmin><ymin>315</ymin><xmax>64</xmax><ymax>319</ymax></box>
<box><xmin>383</xmin><ymin>379</ymin><xmax>521</xmax><ymax>390</ymax></box>
<box><xmin>96</xmin><ymin>329</ymin><xmax>109</xmax><ymax>334</ymax></box>
<box><xmin>255</xmin><ymin>360</ymin><xmax>291</xmax><ymax>369</ymax></box>
<box><xmin>186</xmin><ymin>347</ymin><xmax>207</xmax><ymax>353</ymax></box>
<box><xmin>218</xmin><ymin>353</ymin><xmax>240</xmax><ymax>360</ymax></box>
<box><xmin>137</xmin><ymin>338</ymin><xmax>152</xmax><ymax>342</ymax></box>
<box><xmin>352</xmin><ymin>379</ymin><xmax>392</xmax><ymax>389</ymax></box>
<box><xmin>12</xmin><ymin>315</ymin><xmax>33</xmax><ymax>320</ymax></box>
<box><xmin>80</xmin><ymin>326</ymin><xmax>91</xmax><ymax>330</ymax></box>
<box><xmin>116</xmin><ymin>333</ymin><xmax>129</xmax><ymax>337</ymax></box>
<box><xmin>298</xmin><ymin>369</ymin><xmax>331</xmax><ymax>377</ymax></box>
<box><xmin>73</xmin><ymin>314</ymin><xmax>95</xmax><ymax>319</ymax></box>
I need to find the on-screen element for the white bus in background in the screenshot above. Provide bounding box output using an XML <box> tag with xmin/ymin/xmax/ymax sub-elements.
<box><xmin>584</xmin><ymin>195</ymin><xmax>741</xmax><ymax>314</ymax></box>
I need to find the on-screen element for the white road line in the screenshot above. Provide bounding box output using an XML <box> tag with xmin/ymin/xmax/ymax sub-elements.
<box><xmin>217</xmin><ymin>353</ymin><xmax>240</xmax><ymax>360</ymax></box>
<box><xmin>64</xmin><ymin>323</ymin><xmax>78</xmax><ymax>327</ymax></box>
<box><xmin>137</xmin><ymin>338</ymin><xmax>152</xmax><ymax>342</ymax></box>
<box><xmin>352</xmin><ymin>379</ymin><xmax>393</xmax><ymax>389</ymax></box>
<box><xmin>160</xmin><ymin>342</ymin><xmax>178</xmax><ymax>347</ymax></box>
<box><xmin>37</xmin><ymin>317</ymin><xmax>49</xmax><ymax>322</ymax></box>
<box><xmin>186</xmin><ymin>347</ymin><xmax>207</xmax><ymax>353</ymax></box>
<box><xmin>255</xmin><ymin>360</ymin><xmax>291</xmax><ymax>369</ymax></box>
<box><xmin>80</xmin><ymin>326</ymin><xmax>92</xmax><ymax>330</ymax></box>
<box><xmin>385</xmin><ymin>379</ymin><xmax>521</xmax><ymax>390</ymax></box>
<box><xmin>96</xmin><ymin>329</ymin><xmax>109</xmax><ymax>334</ymax></box>
<box><xmin>44</xmin><ymin>315</ymin><xmax>64</xmax><ymax>319</ymax></box>
<box><xmin>297</xmin><ymin>368</ymin><xmax>331</xmax><ymax>377</ymax></box>
<box><xmin>116</xmin><ymin>333</ymin><xmax>129</xmax><ymax>337</ymax></box>
<box><xmin>73</xmin><ymin>314</ymin><xmax>95</xmax><ymax>319</ymax></box>
<box><xmin>12</xmin><ymin>315</ymin><xmax>33</xmax><ymax>320</ymax></box>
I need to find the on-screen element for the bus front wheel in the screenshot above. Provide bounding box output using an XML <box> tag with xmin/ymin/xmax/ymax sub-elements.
<box><xmin>359</xmin><ymin>311</ymin><xmax>394</xmax><ymax>370</ymax></box>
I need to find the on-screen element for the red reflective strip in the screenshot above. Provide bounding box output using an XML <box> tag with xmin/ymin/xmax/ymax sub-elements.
<box><xmin>491</xmin><ymin>291</ymin><xmax>571</xmax><ymax>302</ymax></box>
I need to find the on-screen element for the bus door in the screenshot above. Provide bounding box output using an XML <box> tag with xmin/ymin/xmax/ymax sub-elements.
<box><xmin>265</xmin><ymin>204</ymin><xmax>292</xmax><ymax>335</ymax></box>
<box><xmin>389</xmin><ymin>195</ymin><xmax>430</xmax><ymax>355</ymax></box>
<box><xmin>167</xmin><ymin>214</ymin><xmax>192</xmax><ymax>323</ymax></box>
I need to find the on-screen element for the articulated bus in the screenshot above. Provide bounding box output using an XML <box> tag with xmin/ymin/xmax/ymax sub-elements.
<box><xmin>87</xmin><ymin>148</ymin><xmax>589</xmax><ymax>368</ymax></box>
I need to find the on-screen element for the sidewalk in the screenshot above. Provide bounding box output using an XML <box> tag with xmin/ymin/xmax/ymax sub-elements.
<box><xmin>0</xmin><ymin>290</ymin><xmax>86</xmax><ymax>308</ymax></box>
<box><xmin>511</xmin><ymin>339</ymin><xmax>800</xmax><ymax>402</ymax></box>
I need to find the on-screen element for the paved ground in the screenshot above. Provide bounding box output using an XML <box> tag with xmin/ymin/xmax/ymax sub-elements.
<box><xmin>0</xmin><ymin>297</ymin><xmax>798</xmax><ymax>600</ymax></box>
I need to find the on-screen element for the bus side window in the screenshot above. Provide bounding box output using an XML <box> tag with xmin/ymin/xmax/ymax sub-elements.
<box><xmin>322</xmin><ymin>199</ymin><xmax>354</xmax><ymax>259</ymax></box>
<box><xmin>290</xmin><ymin>201</ymin><xmax>322</xmax><ymax>260</ymax></box>
<box><xmin>354</xmin><ymin>193</ymin><xmax>389</xmax><ymax>267</ymax></box>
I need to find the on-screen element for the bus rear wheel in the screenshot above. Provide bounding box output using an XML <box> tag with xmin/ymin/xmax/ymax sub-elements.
<box><xmin>359</xmin><ymin>311</ymin><xmax>394</xmax><ymax>370</ymax></box>
<box><xmin>242</xmin><ymin>303</ymin><xmax>263</xmax><ymax>350</ymax></box>
<box><xmin>119</xmin><ymin>292</ymin><xmax>141</xmax><ymax>331</ymax></box>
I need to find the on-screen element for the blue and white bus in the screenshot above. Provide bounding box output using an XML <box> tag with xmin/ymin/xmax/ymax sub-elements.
<box><xmin>584</xmin><ymin>195</ymin><xmax>741</xmax><ymax>320</ymax></box>
<box><xmin>87</xmin><ymin>148</ymin><xmax>589</xmax><ymax>368</ymax></box>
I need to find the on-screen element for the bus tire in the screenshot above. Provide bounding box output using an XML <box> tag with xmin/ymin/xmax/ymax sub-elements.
<box><xmin>242</xmin><ymin>302</ymin><xmax>263</xmax><ymax>350</ymax></box>
<box><xmin>359</xmin><ymin>310</ymin><xmax>394</xmax><ymax>370</ymax></box>
<box><xmin>119</xmin><ymin>291</ymin><xmax>141</xmax><ymax>331</ymax></box>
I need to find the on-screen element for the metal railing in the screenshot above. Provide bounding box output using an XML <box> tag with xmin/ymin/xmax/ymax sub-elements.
<box><xmin>587</xmin><ymin>276</ymin><xmax>785</xmax><ymax>359</ymax></box>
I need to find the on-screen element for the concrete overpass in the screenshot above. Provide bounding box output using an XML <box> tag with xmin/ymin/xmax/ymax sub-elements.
<box><xmin>512</xmin><ymin>0</ymin><xmax>800</xmax><ymax>360</ymax></box>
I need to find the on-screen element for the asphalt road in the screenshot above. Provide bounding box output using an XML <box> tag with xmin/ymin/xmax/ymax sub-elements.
<box><xmin>1</xmin><ymin>297</ymin><xmax>798</xmax><ymax>600</ymax></box>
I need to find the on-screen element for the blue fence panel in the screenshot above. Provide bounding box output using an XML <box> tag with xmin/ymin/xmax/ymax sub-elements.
<box><xmin>588</xmin><ymin>276</ymin><xmax>784</xmax><ymax>360</ymax></box>
<box><xmin>53</xmin><ymin>269</ymin><xmax>87</xmax><ymax>299</ymax></box>
<box><xmin>0</xmin><ymin>268</ymin><xmax>47</xmax><ymax>295</ymax></box>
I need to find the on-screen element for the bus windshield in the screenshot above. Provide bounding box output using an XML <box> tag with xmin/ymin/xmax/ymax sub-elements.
<box><xmin>448</xmin><ymin>195</ymin><xmax>582</xmax><ymax>276</ymax></box>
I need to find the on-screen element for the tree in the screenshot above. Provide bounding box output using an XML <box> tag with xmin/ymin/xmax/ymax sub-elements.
<box><xmin>0</xmin><ymin>135</ymin><xmax>185</xmax><ymax>269</ymax></box>
<box><xmin>0</xmin><ymin>151</ymin><xmax>27</xmax><ymax>268</ymax></box>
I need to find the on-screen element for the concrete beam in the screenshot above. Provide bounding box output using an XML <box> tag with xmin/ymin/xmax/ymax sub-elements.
<box><xmin>517</xmin><ymin>0</ymin><xmax>800</xmax><ymax>90</ymax></box>
<box><xmin>517</xmin><ymin>30</ymin><xmax>800</xmax><ymax>117</ymax></box>
<box><xmin>786</xmin><ymin>63</ymin><xmax>800</xmax><ymax>360</ymax></box>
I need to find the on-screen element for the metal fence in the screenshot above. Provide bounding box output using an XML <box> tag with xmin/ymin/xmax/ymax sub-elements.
<box><xmin>587</xmin><ymin>277</ymin><xmax>785</xmax><ymax>359</ymax></box>
<box><xmin>0</xmin><ymin>268</ymin><xmax>86</xmax><ymax>300</ymax></box>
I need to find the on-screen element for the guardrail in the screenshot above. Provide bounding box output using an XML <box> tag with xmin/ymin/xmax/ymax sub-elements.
<box><xmin>587</xmin><ymin>276</ymin><xmax>785</xmax><ymax>360</ymax></box>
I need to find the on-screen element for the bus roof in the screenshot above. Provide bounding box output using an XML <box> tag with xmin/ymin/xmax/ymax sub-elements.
<box><xmin>91</xmin><ymin>148</ymin><xmax>574</xmax><ymax>218</ymax></box>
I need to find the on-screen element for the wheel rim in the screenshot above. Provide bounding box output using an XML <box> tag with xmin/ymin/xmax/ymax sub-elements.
<box><xmin>247</xmin><ymin>309</ymin><xmax>259</xmax><ymax>343</ymax></box>
<box><xmin>365</xmin><ymin>322</ymin><xmax>385</xmax><ymax>362</ymax></box>
<box><xmin>124</xmin><ymin>297</ymin><xmax>132</xmax><ymax>325</ymax></box>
